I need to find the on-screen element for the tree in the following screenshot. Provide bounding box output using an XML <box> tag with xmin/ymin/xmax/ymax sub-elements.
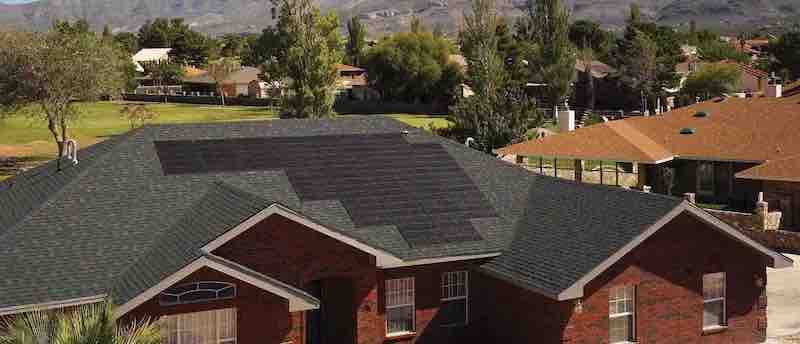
<box><xmin>617</xmin><ymin>28</ymin><xmax>658</xmax><ymax>112</ymax></box>
<box><xmin>770</xmin><ymin>30</ymin><xmax>800</xmax><ymax>80</ymax></box>
<box><xmin>264</xmin><ymin>0</ymin><xmax>343</xmax><ymax>118</ymax></box>
<box><xmin>246</xmin><ymin>27</ymin><xmax>288</xmax><ymax>67</ymax></box>
<box><xmin>682</xmin><ymin>63</ymin><xmax>741</xmax><ymax>101</ymax></box>
<box><xmin>450</xmin><ymin>0</ymin><xmax>539</xmax><ymax>152</ymax></box>
<box><xmin>697</xmin><ymin>39</ymin><xmax>749</xmax><ymax>63</ymax></box>
<box><xmin>0</xmin><ymin>25</ymin><xmax>129</xmax><ymax>171</ymax></box>
<box><xmin>613</xmin><ymin>4</ymin><xmax>682</xmax><ymax>112</ymax></box>
<box><xmin>120</xmin><ymin>104</ymin><xmax>158</xmax><ymax>128</ymax></box>
<box><xmin>521</xmin><ymin>0</ymin><xmax>576</xmax><ymax>115</ymax></box>
<box><xmin>141</xmin><ymin>60</ymin><xmax>185</xmax><ymax>99</ymax></box>
<box><xmin>220</xmin><ymin>33</ymin><xmax>252</xmax><ymax>59</ymax></box>
<box><xmin>569</xmin><ymin>19</ymin><xmax>612</xmax><ymax>61</ymax></box>
<box><xmin>577</xmin><ymin>45</ymin><xmax>596</xmax><ymax>110</ymax></box>
<box><xmin>207</xmin><ymin>57</ymin><xmax>242</xmax><ymax>106</ymax></box>
<box><xmin>345</xmin><ymin>16</ymin><xmax>367</xmax><ymax>66</ymax></box>
<box><xmin>138</xmin><ymin>18</ymin><xmax>172</xmax><ymax>48</ymax></box>
<box><xmin>0</xmin><ymin>301</ymin><xmax>160</xmax><ymax>344</ymax></box>
<box><xmin>365</xmin><ymin>30</ymin><xmax>463</xmax><ymax>104</ymax></box>
<box><xmin>114</xmin><ymin>32</ymin><xmax>140</xmax><ymax>55</ymax></box>
<box><xmin>102</xmin><ymin>24</ymin><xmax>113</xmax><ymax>42</ymax></box>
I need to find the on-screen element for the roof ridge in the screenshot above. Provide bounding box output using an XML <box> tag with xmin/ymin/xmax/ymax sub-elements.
<box><xmin>606</xmin><ymin>120</ymin><xmax>673</xmax><ymax>162</ymax></box>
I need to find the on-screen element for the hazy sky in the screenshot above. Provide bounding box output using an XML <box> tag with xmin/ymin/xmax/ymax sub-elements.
<box><xmin>0</xmin><ymin>0</ymin><xmax>36</xmax><ymax>3</ymax></box>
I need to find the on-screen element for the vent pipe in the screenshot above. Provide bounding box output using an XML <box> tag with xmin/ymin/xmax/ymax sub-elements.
<box><xmin>63</xmin><ymin>139</ymin><xmax>79</xmax><ymax>165</ymax></box>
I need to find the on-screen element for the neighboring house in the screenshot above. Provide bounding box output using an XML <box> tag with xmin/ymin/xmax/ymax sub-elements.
<box><xmin>336</xmin><ymin>64</ymin><xmax>374</xmax><ymax>100</ymax></box>
<box><xmin>717</xmin><ymin>60</ymin><xmax>770</xmax><ymax>94</ymax></box>
<box><xmin>132</xmin><ymin>48</ymin><xmax>172</xmax><ymax>73</ymax></box>
<box><xmin>498</xmin><ymin>93</ymin><xmax>800</xmax><ymax>229</ymax></box>
<box><xmin>183</xmin><ymin>67</ymin><xmax>262</xmax><ymax>97</ymax></box>
<box><xmin>0</xmin><ymin>118</ymin><xmax>791</xmax><ymax>344</ymax></box>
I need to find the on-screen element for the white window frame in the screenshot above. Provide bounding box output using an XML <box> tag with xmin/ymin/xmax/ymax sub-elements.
<box><xmin>609</xmin><ymin>285</ymin><xmax>636</xmax><ymax>344</ymax></box>
<box><xmin>159</xmin><ymin>308</ymin><xmax>237</xmax><ymax>344</ymax></box>
<box><xmin>385</xmin><ymin>277</ymin><xmax>415</xmax><ymax>337</ymax></box>
<box><xmin>440</xmin><ymin>271</ymin><xmax>469</xmax><ymax>327</ymax></box>
<box><xmin>703</xmin><ymin>272</ymin><xmax>727</xmax><ymax>330</ymax></box>
<box><xmin>697</xmin><ymin>162</ymin><xmax>715</xmax><ymax>197</ymax></box>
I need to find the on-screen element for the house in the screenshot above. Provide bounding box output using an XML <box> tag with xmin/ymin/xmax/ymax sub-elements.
<box><xmin>183</xmin><ymin>66</ymin><xmax>263</xmax><ymax>97</ymax></box>
<box><xmin>132</xmin><ymin>48</ymin><xmax>172</xmax><ymax>73</ymax></box>
<box><xmin>498</xmin><ymin>92</ymin><xmax>800</xmax><ymax>229</ymax></box>
<box><xmin>336</xmin><ymin>64</ymin><xmax>374</xmax><ymax>101</ymax></box>
<box><xmin>0</xmin><ymin>118</ymin><xmax>791</xmax><ymax>344</ymax></box>
<box><xmin>717</xmin><ymin>60</ymin><xmax>770</xmax><ymax>94</ymax></box>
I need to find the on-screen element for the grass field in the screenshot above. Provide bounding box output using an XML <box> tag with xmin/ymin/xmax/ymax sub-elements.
<box><xmin>0</xmin><ymin>102</ymin><xmax>451</xmax><ymax>180</ymax></box>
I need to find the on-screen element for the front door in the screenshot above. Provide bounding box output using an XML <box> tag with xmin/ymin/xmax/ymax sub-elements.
<box><xmin>306</xmin><ymin>278</ymin><xmax>356</xmax><ymax>344</ymax></box>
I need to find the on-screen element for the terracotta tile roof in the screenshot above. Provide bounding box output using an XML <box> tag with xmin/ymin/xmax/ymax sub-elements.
<box><xmin>499</xmin><ymin>97</ymin><xmax>800</xmax><ymax>166</ymax></box>
<box><xmin>496</xmin><ymin>120</ymin><xmax>674</xmax><ymax>163</ymax></box>
<box><xmin>718</xmin><ymin>60</ymin><xmax>769</xmax><ymax>78</ymax></box>
<box><xmin>737</xmin><ymin>155</ymin><xmax>800</xmax><ymax>182</ymax></box>
<box><xmin>336</xmin><ymin>63</ymin><xmax>366</xmax><ymax>72</ymax></box>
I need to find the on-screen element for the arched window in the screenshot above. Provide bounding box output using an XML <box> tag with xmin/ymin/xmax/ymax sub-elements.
<box><xmin>160</xmin><ymin>281</ymin><xmax>236</xmax><ymax>306</ymax></box>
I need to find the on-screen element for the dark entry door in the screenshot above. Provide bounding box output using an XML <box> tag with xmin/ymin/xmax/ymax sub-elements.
<box><xmin>306</xmin><ymin>279</ymin><xmax>356</xmax><ymax>344</ymax></box>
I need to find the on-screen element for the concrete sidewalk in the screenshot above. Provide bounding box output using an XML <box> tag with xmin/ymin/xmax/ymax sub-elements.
<box><xmin>767</xmin><ymin>254</ymin><xmax>800</xmax><ymax>343</ymax></box>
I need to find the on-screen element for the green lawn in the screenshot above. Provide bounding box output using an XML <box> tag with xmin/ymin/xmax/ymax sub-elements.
<box><xmin>0</xmin><ymin>101</ymin><xmax>451</xmax><ymax>180</ymax></box>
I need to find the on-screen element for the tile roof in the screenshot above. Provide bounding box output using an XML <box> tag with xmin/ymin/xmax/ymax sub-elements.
<box><xmin>737</xmin><ymin>154</ymin><xmax>800</xmax><ymax>182</ymax></box>
<box><xmin>499</xmin><ymin>97</ymin><xmax>800</xmax><ymax>165</ymax></box>
<box><xmin>0</xmin><ymin>117</ymin><xmax>690</xmax><ymax>309</ymax></box>
<box><xmin>717</xmin><ymin>60</ymin><xmax>769</xmax><ymax>78</ymax></box>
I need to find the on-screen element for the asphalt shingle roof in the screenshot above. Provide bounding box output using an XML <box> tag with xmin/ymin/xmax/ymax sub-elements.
<box><xmin>0</xmin><ymin>117</ymin><xmax>683</xmax><ymax>309</ymax></box>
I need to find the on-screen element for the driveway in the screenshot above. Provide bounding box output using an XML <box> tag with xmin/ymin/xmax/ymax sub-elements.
<box><xmin>767</xmin><ymin>254</ymin><xmax>800</xmax><ymax>343</ymax></box>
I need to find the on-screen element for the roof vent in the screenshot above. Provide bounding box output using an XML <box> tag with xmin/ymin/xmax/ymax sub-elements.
<box><xmin>693</xmin><ymin>111</ymin><xmax>709</xmax><ymax>118</ymax></box>
<box><xmin>679</xmin><ymin>128</ymin><xmax>696</xmax><ymax>135</ymax></box>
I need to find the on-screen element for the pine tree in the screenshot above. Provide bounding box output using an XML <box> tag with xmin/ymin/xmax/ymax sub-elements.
<box><xmin>524</xmin><ymin>0</ymin><xmax>576</xmax><ymax>114</ymax></box>
<box><xmin>346</xmin><ymin>16</ymin><xmax>367</xmax><ymax>66</ymax></box>
<box><xmin>265</xmin><ymin>0</ymin><xmax>343</xmax><ymax>118</ymax></box>
<box><xmin>450</xmin><ymin>0</ymin><xmax>539</xmax><ymax>152</ymax></box>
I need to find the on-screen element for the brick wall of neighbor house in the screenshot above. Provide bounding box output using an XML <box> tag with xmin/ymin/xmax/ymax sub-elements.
<box><xmin>763</xmin><ymin>180</ymin><xmax>800</xmax><ymax>229</ymax></box>
<box><xmin>472</xmin><ymin>213</ymin><xmax>769</xmax><ymax>344</ymax></box>
<box><xmin>123</xmin><ymin>267</ymin><xmax>296</xmax><ymax>344</ymax></box>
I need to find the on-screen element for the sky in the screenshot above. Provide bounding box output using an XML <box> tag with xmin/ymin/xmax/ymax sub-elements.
<box><xmin>0</xmin><ymin>0</ymin><xmax>36</xmax><ymax>3</ymax></box>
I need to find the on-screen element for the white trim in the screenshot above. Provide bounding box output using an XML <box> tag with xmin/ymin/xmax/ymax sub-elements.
<box><xmin>385</xmin><ymin>277</ymin><xmax>416</xmax><ymax>336</ymax></box>
<box><xmin>557</xmin><ymin>202</ymin><xmax>793</xmax><ymax>300</ymax></box>
<box><xmin>0</xmin><ymin>294</ymin><xmax>107</xmax><ymax>316</ymax></box>
<box><xmin>702</xmin><ymin>272</ymin><xmax>727</xmax><ymax>329</ymax></box>
<box><xmin>114</xmin><ymin>255</ymin><xmax>319</xmax><ymax>319</ymax></box>
<box><xmin>201</xmin><ymin>203</ymin><xmax>404</xmax><ymax>268</ymax></box>
<box><xmin>440</xmin><ymin>270</ymin><xmax>469</xmax><ymax>327</ymax></box>
<box><xmin>382</xmin><ymin>253</ymin><xmax>501</xmax><ymax>269</ymax></box>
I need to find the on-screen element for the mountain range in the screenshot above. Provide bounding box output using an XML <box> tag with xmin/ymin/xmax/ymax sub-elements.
<box><xmin>0</xmin><ymin>0</ymin><xmax>798</xmax><ymax>36</ymax></box>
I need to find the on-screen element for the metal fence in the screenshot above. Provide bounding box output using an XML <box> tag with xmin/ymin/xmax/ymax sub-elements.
<box><xmin>526</xmin><ymin>157</ymin><xmax>639</xmax><ymax>188</ymax></box>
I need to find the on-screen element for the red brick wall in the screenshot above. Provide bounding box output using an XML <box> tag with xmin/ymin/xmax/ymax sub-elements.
<box><xmin>763</xmin><ymin>180</ymin><xmax>800</xmax><ymax>228</ymax></box>
<box><xmin>472</xmin><ymin>212</ymin><xmax>769</xmax><ymax>344</ymax></box>
<box><xmin>117</xmin><ymin>214</ymin><xmax>483</xmax><ymax>344</ymax></box>
<box><xmin>123</xmin><ymin>267</ymin><xmax>296</xmax><ymax>344</ymax></box>
<box><xmin>212</xmin><ymin>214</ymin><xmax>380</xmax><ymax>344</ymax></box>
<box><xmin>380</xmin><ymin>261</ymin><xmax>485</xmax><ymax>344</ymax></box>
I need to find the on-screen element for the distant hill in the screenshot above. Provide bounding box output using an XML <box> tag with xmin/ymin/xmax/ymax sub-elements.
<box><xmin>0</xmin><ymin>0</ymin><xmax>798</xmax><ymax>36</ymax></box>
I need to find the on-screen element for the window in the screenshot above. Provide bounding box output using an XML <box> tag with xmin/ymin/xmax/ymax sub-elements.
<box><xmin>609</xmin><ymin>285</ymin><xmax>636</xmax><ymax>343</ymax></box>
<box><xmin>159</xmin><ymin>282</ymin><xmax>236</xmax><ymax>306</ymax></box>
<box><xmin>441</xmin><ymin>271</ymin><xmax>468</xmax><ymax>326</ymax></box>
<box><xmin>697</xmin><ymin>162</ymin><xmax>715</xmax><ymax>196</ymax></box>
<box><xmin>385</xmin><ymin>277</ymin><xmax>415</xmax><ymax>336</ymax></box>
<box><xmin>159</xmin><ymin>308</ymin><xmax>236</xmax><ymax>344</ymax></box>
<box><xmin>703</xmin><ymin>273</ymin><xmax>726</xmax><ymax>329</ymax></box>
